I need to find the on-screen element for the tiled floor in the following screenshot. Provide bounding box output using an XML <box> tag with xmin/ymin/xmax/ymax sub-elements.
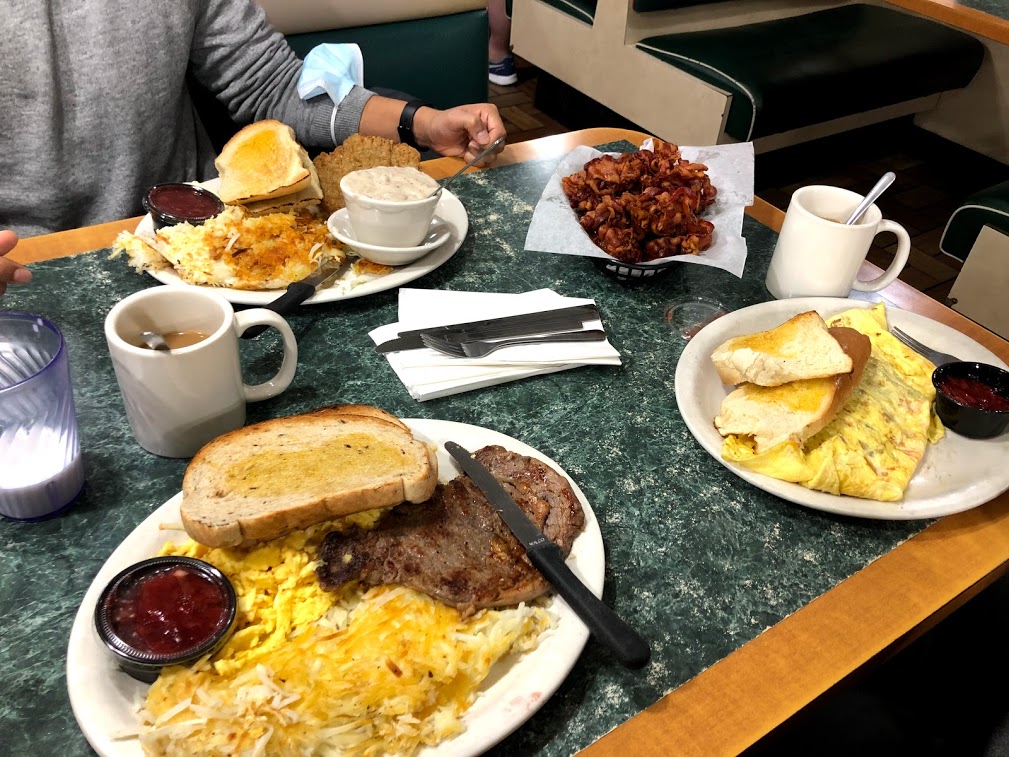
<box><xmin>490</xmin><ymin>58</ymin><xmax>1009</xmax><ymax>305</ymax></box>
<box><xmin>489</xmin><ymin>59</ymin><xmax>568</xmax><ymax>144</ymax></box>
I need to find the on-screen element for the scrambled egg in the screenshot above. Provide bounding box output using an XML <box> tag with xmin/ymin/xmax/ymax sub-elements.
<box><xmin>139</xmin><ymin>513</ymin><xmax>553</xmax><ymax>756</ymax></box>
<box><xmin>112</xmin><ymin>206</ymin><xmax>347</xmax><ymax>290</ymax></box>
<box><xmin>722</xmin><ymin>304</ymin><xmax>945</xmax><ymax>501</ymax></box>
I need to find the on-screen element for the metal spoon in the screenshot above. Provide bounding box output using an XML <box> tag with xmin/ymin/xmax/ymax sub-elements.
<box><xmin>845</xmin><ymin>172</ymin><xmax>896</xmax><ymax>225</ymax></box>
<box><xmin>140</xmin><ymin>330</ymin><xmax>169</xmax><ymax>351</ymax></box>
<box><xmin>430</xmin><ymin>135</ymin><xmax>507</xmax><ymax>197</ymax></box>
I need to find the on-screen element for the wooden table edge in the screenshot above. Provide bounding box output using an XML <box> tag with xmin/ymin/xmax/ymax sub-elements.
<box><xmin>883</xmin><ymin>0</ymin><xmax>1009</xmax><ymax>45</ymax></box>
<box><xmin>13</xmin><ymin>127</ymin><xmax>1009</xmax><ymax>757</ymax></box>
<box><xmin>583</xmin><ymin>498</ymin><xmax>1009</xmax><ymax>756</ymax></box>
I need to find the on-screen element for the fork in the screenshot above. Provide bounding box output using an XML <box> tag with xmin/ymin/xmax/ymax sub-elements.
<box><xmin>422</xmin><ymin>329</ymin><xmax>607</xmax><ymax>358</ymax></box>
<box><xmin>891</xmin><ymin>326</ymin><xmax>961</xmax><ymax>366</ymax></box>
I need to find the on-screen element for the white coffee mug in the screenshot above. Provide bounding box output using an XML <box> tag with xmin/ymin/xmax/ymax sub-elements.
<box><xmin>104</xmin><ymin>287</ymin><xmax>298</xmax><ymax>458</ymax></box>
<box><xmin>765</xmin><ymin>185</ymin><xmax>911</xmax><ymax>299</ymax></box>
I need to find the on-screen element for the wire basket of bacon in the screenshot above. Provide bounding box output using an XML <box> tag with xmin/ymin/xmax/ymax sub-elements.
<box><xmin>561</xmin><ymin>140</ymin><xmax>718</xmax><ymax>281</ymax></box>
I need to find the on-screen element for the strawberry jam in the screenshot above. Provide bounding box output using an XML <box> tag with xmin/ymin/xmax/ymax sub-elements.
<box><xmin>937</xmin><ymin>375</ymin><xmax>1009</xmax><ymax>412</ymax></box>
<box><xmin>110</xmin><ymin>564</ymin><xmax>230</xmax><ymax>655</ymax></box>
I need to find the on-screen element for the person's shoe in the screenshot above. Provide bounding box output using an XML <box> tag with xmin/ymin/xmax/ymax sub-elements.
<box><xmin>489</xmin><ymin>55</ymin><xmax>518</xmax><ymax>86</ymax></box>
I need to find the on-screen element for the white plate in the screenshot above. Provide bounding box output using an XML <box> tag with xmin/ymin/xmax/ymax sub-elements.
<box><xmin>328</xmin><ymin>208</ymin><xmax>451</xmax><ymax>259</ymax></box>
<box><xmin>675</xmin><ymin>297</ymin><xmax>1009</xmax><ymax>520</ymax></box>
<box><xmin>137</xmin><ymin>181</ymin><xmax>468</xmax><ymax>305</ymax></box>
<box><xmin>66</xmin><ymin>419</ymin><xmax>604</xmax><ymax>756</ymax></box>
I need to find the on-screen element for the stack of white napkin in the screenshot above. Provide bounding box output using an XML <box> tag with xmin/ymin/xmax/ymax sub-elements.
<box><xmin>370</xmin><ymin>289</ymin><xmax>622</xmax><ymax>401</ymax></box>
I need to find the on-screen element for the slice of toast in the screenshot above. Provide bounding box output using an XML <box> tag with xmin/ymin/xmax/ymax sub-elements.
<box><xmin>214</xmin><ymin>120</ymin><xmax>313</xmax><ymax>204</ymax></box>
<box><xmin>180</xmin><ymin>405</ymin><xmax>437</xmax><ymax>547</ymax></box>
<box><xmin>714</xmin><ymin>326</ymin><xmax>871</xmax><ymax>453</ymax></box>
<box><xmin>241</xmin><ymin>157</ymin><xmax>323</xmax><ymax>216</ymax></box>
<box><xmin>710</xmin><ymin>311</ymin><xmax>855</xmax><ymax>387</ymax></box>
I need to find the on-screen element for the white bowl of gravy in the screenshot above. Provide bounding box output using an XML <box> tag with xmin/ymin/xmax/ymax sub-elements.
<box><xmin>340</xmin><ymin>167</ymin><xmax>441</xmax><ymax>248</ymax></box>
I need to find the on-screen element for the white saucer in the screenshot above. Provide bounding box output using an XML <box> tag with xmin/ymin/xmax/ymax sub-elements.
<box><xmin>328</xmin><ymin>209</ymin><xmax>451</xmax><ymax>266</ymax></box>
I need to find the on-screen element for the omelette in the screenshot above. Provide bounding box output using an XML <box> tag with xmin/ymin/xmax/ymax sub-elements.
<box><xmin>111</xmin><ymin>205</ymin><xmax>346</xmax><ymax>290</ymax></box>
<box><xmin>722</xmin><ymin>304</ymin><xmax>945</xmax><ymax>501</ymax></box>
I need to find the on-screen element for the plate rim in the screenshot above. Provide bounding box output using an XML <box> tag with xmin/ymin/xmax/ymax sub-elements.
<box><xmin>674</xmin><ymin>296</ymin><xmax>1009</xmax><ymax>520</ymax></box>
<box><xmin>138</xmin><ymin>183</ymin><xmax>468</xmax><ymax>305</ymax></box>
<box><xmin>65</xmin><ymin>418</ymin><xmax>603</xmax><ymax>757</ymax></box>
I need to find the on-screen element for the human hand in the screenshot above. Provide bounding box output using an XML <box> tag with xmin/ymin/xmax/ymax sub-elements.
<box><xmin>415</xmin><ymin>104</ymin><xmax>507</xmax><ymax>166</ymax></box>
<box><xmin>0</xmin><ymin>230</ymin><xmax>30</xmax><ymax>295</ymax></box>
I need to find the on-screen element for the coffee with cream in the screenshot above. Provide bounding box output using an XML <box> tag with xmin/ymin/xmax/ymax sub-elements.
<box><xmin>133</xmin><ymin>330</ymin><xmax>209</xmax><ymax>350</ymax></box>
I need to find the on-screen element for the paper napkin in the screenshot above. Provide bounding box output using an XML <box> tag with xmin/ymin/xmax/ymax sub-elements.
<box><xmin>370</xmin><ymin>289</ymin><xmax>622</xmax><ymax>401</ymax></box>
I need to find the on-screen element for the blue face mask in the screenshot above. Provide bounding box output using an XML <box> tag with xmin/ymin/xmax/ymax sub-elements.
<box><xmin>296</xmin><ymin>43</ymin><xmax>364</xmax><ymax>105</ymax></box>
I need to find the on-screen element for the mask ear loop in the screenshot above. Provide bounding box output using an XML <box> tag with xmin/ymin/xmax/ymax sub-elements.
<box><xmin>330</xmin><ymin>107</ymin><xmax>338</xmax><ymax>147</ymax></box>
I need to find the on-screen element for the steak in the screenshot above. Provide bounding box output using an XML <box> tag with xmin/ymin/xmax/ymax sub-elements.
<box><xmin>316</xmin><ymin>445</ymin><xmax>585</xmax><ymax>615</ymax></box>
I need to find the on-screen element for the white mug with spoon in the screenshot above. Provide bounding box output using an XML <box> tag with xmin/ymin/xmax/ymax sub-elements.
<box><xmin>104</xmin><ymin>287</ymin><xmax>298</xmax><ymax>458</ymax></box>
<box><xmin>765</xmin><ymin>181</ymin><xmax>910</xmax><ymax>299</ymax></box>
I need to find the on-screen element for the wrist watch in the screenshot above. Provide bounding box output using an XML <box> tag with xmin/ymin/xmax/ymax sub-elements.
<box><xmin>397</xmin><ymin>100</ymin><xmax>428</xmax><ymax>150</ymax></box>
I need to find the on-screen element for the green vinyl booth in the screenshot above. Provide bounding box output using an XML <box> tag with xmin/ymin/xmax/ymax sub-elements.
<box><xmin>512</xmin><ymin>1</ymin><xmax>986</xmax><ymax>150</ymax></box>
<box><xmin>941</xmin><ymin>182</ymin><xmax>1009</xmax><ymax>263</ymax></box>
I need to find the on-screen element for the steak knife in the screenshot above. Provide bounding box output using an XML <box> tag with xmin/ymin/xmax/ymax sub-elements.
<box><xmin>444</xmin><ymin>441</ymin><xmax>651</xmax><ymax>669</ymax></box>
<box><xmin>375</xmin><ymin>303</ymin><xmax>599</xmax><ymax>353</ymax></box>
<box><xmin>242</xmin><ymin>260</ymin><xmax>346</xmax><ymax>339</ymax></box>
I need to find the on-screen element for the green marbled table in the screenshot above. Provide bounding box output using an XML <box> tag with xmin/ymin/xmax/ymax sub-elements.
<box><xmin>950</xmin><ymin>0</ymin><xmax>1009</xmax><ymax>20</ymax></box>
<box><xmin>0</xmin><ymin>142</ymin><xmax>929</xmax><ymax>756</ymax></box>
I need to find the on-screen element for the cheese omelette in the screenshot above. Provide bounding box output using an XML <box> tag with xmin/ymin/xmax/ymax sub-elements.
<box><xmin>111</xmin><ymin>206</ymin><xmax>346</xmax><ymax>290</ymax></box>
<box><xmin>138</xmin><ymin>513</ymin><xmax>553</xmax><ymax>756</ymax></box>
<box><xmin>722</xmin><ymin>304</ymin><xmax>945</xmax><ymax>501</ymax></box>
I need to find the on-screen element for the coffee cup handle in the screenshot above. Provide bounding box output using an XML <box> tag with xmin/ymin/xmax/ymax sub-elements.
<box><xmin>233</xmin><ymin>309</ymin><xmax>298</xmax><ymax>401</ymax></box>
<box><xmin>852</xmin><ymin>220</ymin><xmax>911</xmax><ymax>293</ymax></box>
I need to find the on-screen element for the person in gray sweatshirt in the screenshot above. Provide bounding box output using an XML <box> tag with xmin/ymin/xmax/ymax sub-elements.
<box><xmin>1</xmin><ymin>0</ymin><xmax>507</xmax><ymax>238</ymax></box>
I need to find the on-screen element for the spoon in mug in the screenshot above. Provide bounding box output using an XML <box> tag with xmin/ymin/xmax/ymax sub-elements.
<box><xmin>140</xmin><ymin>331</ymin><xmax>169</xmax><ymax>351</ymax></box>
<box><xmin>430</xmin><ymin>135</ymin><xmax>507</xmax><ymax>197</ymax></box>
<box><xmin>845</xmin><ymin>172</ymin><xmax>896</xmax><ymax>225</ymax></box>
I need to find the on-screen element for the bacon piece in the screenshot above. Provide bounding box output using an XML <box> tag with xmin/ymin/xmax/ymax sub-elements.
<box><xmin>561</xmin><ymin>139</ymin><xmax>718</xmax><ymax>263</ymax></box>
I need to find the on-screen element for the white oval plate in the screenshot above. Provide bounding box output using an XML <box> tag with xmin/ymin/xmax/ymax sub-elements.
<box><xmin>675</xmin><ymin>297</ymin><xmax>1009</xmax><ymax>520</ymax></box>
<box><xmin>137</xmin><ymin>181</ymin><xmax>468</xmax><ymax>305</ymax></box>
<box><xmin>66</xmin><ymin>419</ymin><xmax>604</xmax><ymax>757</ymax></box>
<box><xmin>327</xmin><ymin>207</ymin><xmax>451</xmax><ymax>259</ymax></box>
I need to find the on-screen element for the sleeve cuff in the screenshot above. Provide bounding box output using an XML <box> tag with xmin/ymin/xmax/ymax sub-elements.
<box><xmin>308</xmin><ymin>86</ymin><xmax>377</xmax><ymax>148</ymax></box>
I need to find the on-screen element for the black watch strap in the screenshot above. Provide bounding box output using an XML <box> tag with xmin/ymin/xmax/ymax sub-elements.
<box><xmin>397</xmin><ymin>100</ymin><xmax>428</xmax><ymax>150</ymax></box>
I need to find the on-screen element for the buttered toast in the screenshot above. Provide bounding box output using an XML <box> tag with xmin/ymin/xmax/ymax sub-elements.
<box><xmin>214</xmin><ymin>120</ymin><xmax>321</xmax><ymax>207</ymax></box>
<box><xmin>180</xmin><ymin>405</ymin><xmax>438</xmax><ymax>547</ymax></box>
<box><xmin>711</xmin><ymin>310</ymin><xmax>855</xmax><ymax>387</ymax></box>
<box><xmin>714</xmin><ymin>326</ymin><xmax>871</xmax><ymax>453</ymax></box>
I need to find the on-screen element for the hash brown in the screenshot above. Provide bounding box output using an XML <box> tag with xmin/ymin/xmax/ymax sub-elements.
<box><xmin>112</xmin><ymin>206</ymin><xmax>346</xmax><ymax>290</ymax></box>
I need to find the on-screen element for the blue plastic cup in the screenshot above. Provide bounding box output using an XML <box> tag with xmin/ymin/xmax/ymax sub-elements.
<box><xmin>0</xmin><ymin>313</ymin><xmax>85</xmax><ymax>520</ymax></box>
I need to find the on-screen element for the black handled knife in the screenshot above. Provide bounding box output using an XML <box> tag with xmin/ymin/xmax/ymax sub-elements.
<box><xmin>375</xmin><ymin>303</ymin><xmax>599</xmax><ymax>353</ymax></box>
<box><xmin>242</xmin><ymin>261</ymin><xmax>345</xmax><ymax>339</ymax></box>
<box><xmin>444</xmin><ymin>441</ymin><xmax>651</xmax><ymax>669</ymax></box>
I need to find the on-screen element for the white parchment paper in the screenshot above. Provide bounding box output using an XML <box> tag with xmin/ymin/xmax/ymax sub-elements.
<box><xmin>523</xmin><ymin>141</ymin><xmax>755</xmax><ymax>278</ymax></box>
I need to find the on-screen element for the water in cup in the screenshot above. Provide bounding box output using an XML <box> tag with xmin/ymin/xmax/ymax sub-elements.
<box><xmin>0</xmin><ymin>313</ymin><xmax>85</xmax><ymax>520</ymax></box>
